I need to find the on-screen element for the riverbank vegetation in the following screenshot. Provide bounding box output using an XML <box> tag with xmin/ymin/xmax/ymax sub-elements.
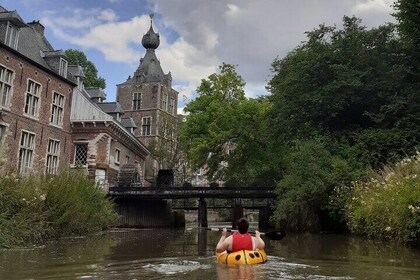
<box><xmin>335</xmin><ymin>152</ymin><xmax>420</xmax><ymax>244</ymax></box>
<box><xmin>0</xmin><ymin>170</ymin><xmax>118</xmax><ymax>248</ymax></box>
<box><xmin>180</xmin><ymin>0</ymin><xmax>419</xmax><ymax>244</ymax></box>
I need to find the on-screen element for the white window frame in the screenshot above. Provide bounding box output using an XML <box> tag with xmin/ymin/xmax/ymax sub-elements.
<box><xmin>142</xmin><ymin>116</ymin><xmax>152</xmax><ymax>136</ymax></box>
<box><xmin>125</xmin><ymin>155</ymin><xmax>130</xmax><ymax>164</ymax></box>
<box><xmin>133</xmin><ymin>92</ymin><xmax>142</xmax><ymax>110</ymax></box>
<box><xmin>46</xmin><ymin>138</ymin><xmax>60</xmax><ymax>175</ymax></box>
<box><xmin>51</xmin><ymin>92</ymin><xmax>65</xmax><ymax>127</ymax></box>
<box><xmin>18</xmin><ymin>130</ymin><xmax>35</xmax><ymax>175</ymax></box>
<box><xmin>24</xmin><ymin>79</ymin><xmax>41</xmax><ymax>118</ymax></box>
<box><xmin>0</xmin><ymin>64</ymin><xmax>14</xmax><ymax>108</ymax></box>
<box><xmin>5</xmin><ymin>22</ymin><xmax>19</xmax><ymax>49</ymax></box>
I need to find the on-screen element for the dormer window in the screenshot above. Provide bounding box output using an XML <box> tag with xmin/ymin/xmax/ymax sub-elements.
<box><xmin>5</xmin><ymin>22</ymin><xmax>19</xmax><ymax>49</ymax></box>
<box><xmin>59</xmin><ymin>58</ymin><xmax>68</xmax><ymax>78</ymax></box>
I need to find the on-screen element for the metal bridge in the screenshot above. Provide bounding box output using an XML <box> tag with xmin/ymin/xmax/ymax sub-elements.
<box><xmin>107</xmin><ymin>185</ymin><xmax>277</xmax><ymax>228</ymax></box>
<box><xmin>108</xmin><ymin>185</ymin><xmax>276</xmax><ymax>199</ymax></box>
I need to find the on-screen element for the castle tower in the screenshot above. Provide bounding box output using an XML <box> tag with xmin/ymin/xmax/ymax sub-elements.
<box><xmin>116</xmin><ymin>14</ymin><xmax>178</xmax><ymax>180</ymax></box>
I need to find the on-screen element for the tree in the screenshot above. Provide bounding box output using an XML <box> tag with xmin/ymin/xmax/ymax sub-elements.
<box><xmin>65</xmin><ymin>49</ymin><xmax>106</xmax><ymax>89</ymax></box>
<box><xmin>180</xmin><ymin>63</ymin><xmax>273</xmax><ymax>183</ymax></box>
<box><xmin>148</xmin><ymin>113</ymin><xmax>187</xmax><ymax>183</ymax></box>
<box><xmin>267</xmin><ymin>16</ymin><xmax>418</xmax><ymax>168</ymax></box>
<box><xmin>393</xmin><ymin>0</ymin><xmax>420</xmax><ymax>61</ymax></box>
<box><xmin>267</xmin><ymin>15</ymin><xmax>420</xmax><ymax>231</ymax></box>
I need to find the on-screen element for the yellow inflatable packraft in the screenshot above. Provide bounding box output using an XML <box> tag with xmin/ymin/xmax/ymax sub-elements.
<box><xmin>216</xmin><ymin>249</ymin><xmax>267</xmax><ymax>265</ymax></box>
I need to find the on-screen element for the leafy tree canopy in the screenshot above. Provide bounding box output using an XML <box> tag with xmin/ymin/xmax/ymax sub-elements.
<box><xmin>267</xmin><ymin>15</ymin><xmax>419</xmax><ymax>168</ymax></box>
<box><xmin>65</xmin><ymin>49</ymin><xmax>106</xmax><ymax>89</ymax></box>
<box><xmin>181</xmin><ymin>63</ymin><xmax>274</xmax><ymax>183</ymax></box>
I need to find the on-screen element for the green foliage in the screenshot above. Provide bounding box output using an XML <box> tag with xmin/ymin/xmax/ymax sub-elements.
<box><xmin>181</xmin><ymin>63</ymin><xmax>244</xmax><ymax>179</ymax></box>
<box><xmin>267</xmin><ymin>16</ymin><xmax>419</xmax><ymax>169</ymax></box>
<box><xmin>181</xmin><ymin>63</ymin><xmax>277</xmax><ymax>183</ymax></box>
<box><xmin>149</xmin><ymin>114</ymin><xmax>182</xmax><ymax>168</ymax></box>
<box><xmin>393</xmin><ymin>0</ymin><xmax>420</xmax><ymax>53</ymax></box>
<box><xmin>65</xmin><ymin>49</ymin><xmax>106</xmax><ymax>89</ymax></box>
<box><xmin>44</xmin><ymin>171</ymin><xmax>118</xmax><ymax>236</ymax></box>
<box><xmin>338</xmin><ymin>151</ymin><xmax>420</xmax><ymax>244</ymax></box>
<box><xmin>0</xmin><ymin>171</ymin><xmax>118</xmax><ymax>248</ymax></box>
<box><xmin>272</xmin><ymin>138</ymin><xmax>356</xmax><ymax>231</ymax></box>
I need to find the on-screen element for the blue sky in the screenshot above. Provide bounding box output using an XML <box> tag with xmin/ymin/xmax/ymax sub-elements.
<box><xmin>1</xmin><ymin>0</ymin><xmax>396</xmax><ymax>113</ymax></box>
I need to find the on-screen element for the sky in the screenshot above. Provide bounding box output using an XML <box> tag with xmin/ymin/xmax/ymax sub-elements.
<box><xmin>1</xmin><ymin>0</ymin><xmax>397</xmax><ymax>113</ymax></box>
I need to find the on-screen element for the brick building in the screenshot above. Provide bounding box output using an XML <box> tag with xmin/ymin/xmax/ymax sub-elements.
<box><xmin>0</xmin><ymin>8</ymin><xmax>74</xmax><ymax>175</ymax></box>
<box><xmin>116</xmin><ymin>15</ymin><xmax>178</xmax><ymax>180</ymax></box>
<box><xmin>0</xmin><ymin>6</ymin><xmax>149</xmax><ymax>186</ymax></box>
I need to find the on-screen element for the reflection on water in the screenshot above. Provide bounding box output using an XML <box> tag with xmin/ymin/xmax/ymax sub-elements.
<box><xmin>0</xmin><ymin>225</ymin><xmax>419</xmax><ymax>280</ymax></box>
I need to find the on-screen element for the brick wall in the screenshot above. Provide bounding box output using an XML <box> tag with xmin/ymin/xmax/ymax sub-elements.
<box><xmin>0</xmin><ymin>47</ymin><xmax>73</xmax><ymax>174</ymax></box>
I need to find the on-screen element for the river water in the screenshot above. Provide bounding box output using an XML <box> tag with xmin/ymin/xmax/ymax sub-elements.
<box><xmin>0</xmin><ymin>223</ymin><xmax>419</xmax><ymax>280</ymax></box>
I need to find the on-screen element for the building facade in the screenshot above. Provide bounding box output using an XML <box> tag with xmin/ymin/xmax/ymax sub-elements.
<box><xmin>0</xmin><ymin>9</ymin><xmax>74</xmax><ymax>175</ymax></box>
<box><xmin>116</xmin><ymin>15</ymin><xmax>178</xmax><ymax>180</ymax></box>
<box><xmin>0</xmin><ymin>6</ymin><xmax>150</xmax><ymax>187</ymax></box>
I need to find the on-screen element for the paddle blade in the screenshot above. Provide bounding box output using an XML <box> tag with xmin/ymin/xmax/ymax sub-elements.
<box><xmin>263</xmin><ymin>230</ymin><xmax>286</xmax><ymax>240</ymax></box>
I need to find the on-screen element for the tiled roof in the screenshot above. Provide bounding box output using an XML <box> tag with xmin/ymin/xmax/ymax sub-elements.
<box><xmin>121</xmin><ymin>117</ymin><xmax>137</xmax><ymax>128</ymax></box>
<box><xmin>97</xmin><ymin>102</ymin><xmax>123</xmax><ymax>113</ymax></box>
<box><xmin>0</xmin><ymin>7</ymin><xmax>27</xmax><ymax>27</ymax></box>
<box><xmin>68</xmin><ymin>65</ymin><xmax>85</xmax><ymax>78</ymax></box>
<box><xmin>86</xmin><ymin>87</ymin><xmax>106</xmax><ymax>98</ymax></box>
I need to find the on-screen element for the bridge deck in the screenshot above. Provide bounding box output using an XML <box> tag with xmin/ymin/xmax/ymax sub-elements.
<box><xmin>108</xmin><ymin>186</ymin><xmax>276</xmax><ymax>199</ymax></box>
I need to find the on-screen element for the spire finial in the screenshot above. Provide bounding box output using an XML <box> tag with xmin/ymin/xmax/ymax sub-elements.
<box><xmin>149</xmin><ymin>13</ymin><xmax>154</xmax><ymax>24</ymax></box>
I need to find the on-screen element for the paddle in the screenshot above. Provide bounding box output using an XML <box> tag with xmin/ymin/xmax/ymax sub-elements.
<box><xmin>207</xmin><ymin>227</ymin><xmax>286</xmax><ymax>241</ymax></box>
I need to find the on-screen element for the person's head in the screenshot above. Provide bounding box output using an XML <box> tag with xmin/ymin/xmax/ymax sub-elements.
<box><xmin>237</xmin><ymin>217</ymin><xmax>249</xmax><ymax>234</ymax></box>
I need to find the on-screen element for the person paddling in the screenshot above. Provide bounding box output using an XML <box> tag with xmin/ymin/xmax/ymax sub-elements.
<box><xmin>216</xmin><ymin>217</ymin><xmax>265</xmax><ymax>253</ymax></box>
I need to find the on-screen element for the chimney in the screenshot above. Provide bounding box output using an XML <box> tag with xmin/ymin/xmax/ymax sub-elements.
<box><xmin>27</xmin><ymin>20</ymin><xmax>45</xmax><ymax>35</ymax></box>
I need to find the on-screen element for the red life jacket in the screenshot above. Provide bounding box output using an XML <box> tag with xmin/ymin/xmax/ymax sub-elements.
<box><xmin>232</xmin><ymin>232</ymin><xmax>253</xmax><ymax>252</ymax></box>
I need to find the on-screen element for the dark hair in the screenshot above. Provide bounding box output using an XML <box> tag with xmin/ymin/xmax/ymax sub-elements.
<box><xmin>237</xmin><ymin>217</ymin><xmax>249</xmax><ymax>234</ymax></box>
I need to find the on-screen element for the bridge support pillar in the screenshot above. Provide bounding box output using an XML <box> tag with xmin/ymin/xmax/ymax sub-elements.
<box><xmin>259</xmin><ymin>206</ymin><xmax>274</xmax><ymax>229</ymax></box>
<box><xmin>198</xmin><ymin>197</ymin><xmax>208</xmax><ymax>227</ymax></box>
<box><xmin>232</xmin><ymin>198</ymin><xmax>243</xmax><ymax>229</ymax></box>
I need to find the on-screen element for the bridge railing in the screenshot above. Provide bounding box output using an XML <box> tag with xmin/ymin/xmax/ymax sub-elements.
<box><xmin>108</xmin><ymin>184</ymin><xmax>276</xmax><ymax>199</ymax></box>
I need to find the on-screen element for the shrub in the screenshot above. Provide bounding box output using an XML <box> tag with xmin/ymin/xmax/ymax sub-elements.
<box><xmin>340</xmin><ymin>151</ymin><xmax>420</xmax><ymax>244</ymax></box>
<box><xmin>0</xmin><ymin>170</ymin><xmax>118</xmax><ymax>248</ymax></box>
<box><xmin>272</xmin><ymin>139</ymin><xmax>355</xmax><ymax>231</ymax></box>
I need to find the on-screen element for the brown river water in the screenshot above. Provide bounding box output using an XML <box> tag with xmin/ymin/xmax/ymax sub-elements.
<box><xmin>0</xmin><ymin>223</ymin><xmax>419</xmax><ymax>280</ymax></box>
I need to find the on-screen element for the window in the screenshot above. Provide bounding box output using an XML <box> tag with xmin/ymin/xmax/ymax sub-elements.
<box><xmin>161</xmin><ymin>94</ymin><xmax>168</xmax><ymax>110</ymax></box>
<box><xmin>74</xmin><ymin>143</ymin><xmax>88</xmax><ymax>166</ymax></box>
<box><xmin>142</xmin><ymin>117</ymin><xmax>151</xmax><ymax>136</ymax></box>
<box><xmin>24</xmin><ymin>80</ymin><xmax>41</xmax><ymax>117</ymax></box>
<box><xmin>125</xmin><ymin>155</ymin><xmax>130</xmax><ymax>164</ymax></box>
<box><xmin>133</xmin><ymin>92</ymin><xmax>142</xmax><ymax>110</ymax></box>
<box><xmin>51</xmin><ymin>92</ymin><xmax>64</xmax><ymax>126</ymax></box>
<box><xmin>115</xmin><ymin>149</ymin><xmax>120</xmax><ymax>164</ymax></box>
<box><xmin>5</xmin><ymin>22</ymin><xmax>19</xmax><ymax>49</ymax></box>
<box><xmin>59</xmin><ymin>58</ymin><xmax>68</xmax><ymax>78</ymax></box>
<box><xmin>0</xmin><ymin>125</ymin><xmax>6</xmax><ymax>143</ymax></box>
<box><xmin>18</xmin><ymin>131</ymin><xmax>35</xmax><ymax>175</ymax></box>
<box><xmin>0</xmin><ymin>65</ymin><xmax>13</xmax><ymax>108</ymax></box>
<box><xmin>169</xmin><ymin>98</ymin><xmax>175</xmax><ymax>115</ymax></box>
<box><xmin>46</xmin><ymin>139</ymin><xmax>60</xmax><ymax>174</ymax></box>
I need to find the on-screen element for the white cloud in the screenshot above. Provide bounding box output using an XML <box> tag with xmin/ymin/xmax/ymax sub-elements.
<box><xmin>42</xmin><ymin>8</ymin><xmax>118</xmax><ymax>29</ymax></box>
<box><xmin>352</xmin><ymin>0</ymin><xmax>394</xmax><ymax>13</ymax></box>
<box><xmin>226</xmin><ymin>4</ymin><xmax>240</xmax><ymax>17</ymax></box>
<box><xmin>38</xmin><ymin>0</ymin><xmax>396</xmax><ymax>104</ymax></box>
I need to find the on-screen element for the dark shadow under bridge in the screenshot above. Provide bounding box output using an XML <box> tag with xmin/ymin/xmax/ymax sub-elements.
<box><xmin>107</xmin><ymin>184</ymin><xmax>277</xmax><ymax>229</ymax></box>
